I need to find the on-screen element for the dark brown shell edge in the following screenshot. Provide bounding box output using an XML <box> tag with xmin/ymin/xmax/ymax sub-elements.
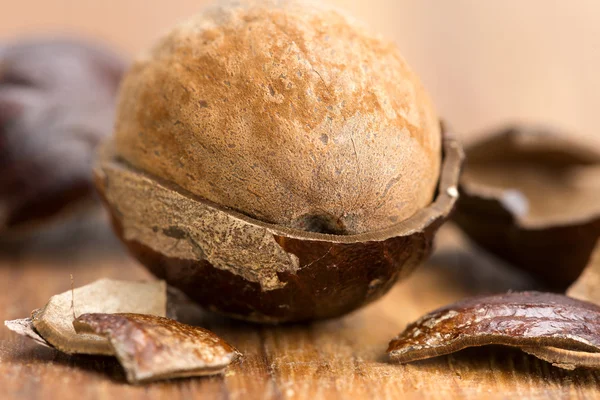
<box><xmin>452</xmin><ymin>126</ymin><xmax>600</xmax><ymax>288</ymax></box>
<box><xmin>94</xmin><ymin>136</ymin><xmax>463</xmax><ymax>323</ymax></box>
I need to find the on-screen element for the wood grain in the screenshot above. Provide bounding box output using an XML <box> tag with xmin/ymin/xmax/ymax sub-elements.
<box><xmin>1</xmin><ymin>226</ymin><xmax>599</xmax><ymax>399</ymax></box>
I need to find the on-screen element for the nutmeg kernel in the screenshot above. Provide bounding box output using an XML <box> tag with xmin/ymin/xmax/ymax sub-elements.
<box><xmin>113</xmin><ymin>0</ymin><xmax>441</xmax><ymax>235</ymax></box>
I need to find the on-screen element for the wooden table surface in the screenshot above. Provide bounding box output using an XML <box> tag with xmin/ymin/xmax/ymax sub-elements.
<box><xmin>1</xmin><ymin>224</ymin><xmax>599</xmax><ymax>400</ymax></box>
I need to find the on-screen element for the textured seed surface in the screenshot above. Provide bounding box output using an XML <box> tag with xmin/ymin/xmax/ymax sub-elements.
<box><xmin>74</xmin><ymin>313</ymin><xmax>240</xmax><ymax>383</ymax></box>
<box><xmin>113</xmin><ymin>0</ymin><xmax>441</xmax><ymax>235</ymax></box>
<box><xmin>388</xmin><ymin>291</ymin><xmax>600</xmax><ymax>369</ymax></box>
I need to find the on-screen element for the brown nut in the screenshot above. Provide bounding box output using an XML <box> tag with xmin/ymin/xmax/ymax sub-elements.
<box><xmin>0</xmin><ymin>39</ymin><xmax>125</xmax><ymax>233</ymax></box>
<box><xmin>95</xmin><ymin>0</ymin><xmax>463</xmax><ymax>322</ymax></box>
<box><xmin>452</xmin><ymin>125</ymin><xmax>600</xmax><ymax>288</ymax></box>
<box><xmin>112</xmin><ymin>0</ymin><xmax>441</xmax><ymax>235</ymax></box>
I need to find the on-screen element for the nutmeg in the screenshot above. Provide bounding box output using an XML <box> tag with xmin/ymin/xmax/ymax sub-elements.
<box><xmin>0</xmin><ymin>39</ymin><xmax>125</xmax><ymax>233</ymax></box>
<box><xmin>113</xmin><ymin>0</ymin><xmax>441</xmax><ymax>235</ymax></box>
<box><xmin>96</xmin><ymin>0</ymin><xmax>463</xmax><ymax>322</ymax></box>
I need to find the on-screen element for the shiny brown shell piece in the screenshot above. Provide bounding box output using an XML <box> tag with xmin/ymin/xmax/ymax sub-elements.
<box><xmin>113</xmin><ymin>0</ymin><xmax>441</xmax><ymax>235</ymax></box>
<box><xmin>387</xmin><ymin>291</ymin><xmax>600</xmax><ymax>370</ymax></box>
<box><xmin>521</xmin><ymin>346</ymin><xmax>600</xmax><ymax>371</ymax></box>
<box><xmin>94</xmin><ymin>136</ymin><xmax>463</xmax><ymax>323</ymax></box>
<box><xmin>452</xmin><ymin>126</ymin><xmax>600</xmax><ymax>288</ymax></box>
<box><xmin>31</xmin><ymin>279</ymin><xmax>167</xmax><ymax>355</ymax></box>
<box><xmin>73</xmin><ymin>313</ymin><xmax>240</xmax><ymax>384</ymax></box>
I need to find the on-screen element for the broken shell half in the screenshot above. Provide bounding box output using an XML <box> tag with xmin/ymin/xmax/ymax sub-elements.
<box><xmin>94</xmin><ymin>136</ymin><xmax>463</xmax><ymax>323</ymax></box>
<box><xmin>453</xmin><ymin>126</ymin><xmax>600</xmax><ymax>288</ymax></box>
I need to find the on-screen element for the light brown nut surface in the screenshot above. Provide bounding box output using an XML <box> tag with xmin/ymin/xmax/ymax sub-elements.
<box><xmin>113</xmin><ymin>0</ymin><xmax>440</xmax><ymax>235</ymax></box>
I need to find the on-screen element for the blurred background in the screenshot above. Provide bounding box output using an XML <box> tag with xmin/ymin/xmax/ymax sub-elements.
<box><xmin>1</xmin><ymin>0</ymin><xmax>599</xmax><ymax>254</ymax></box>
<box><xmin>2</xmin><ymin>0</ymin><xmax>599</xmax><ymax>146</ymax></box>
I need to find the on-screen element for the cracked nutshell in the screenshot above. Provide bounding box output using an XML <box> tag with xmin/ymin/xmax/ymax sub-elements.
<box><xmin>94</xmin><ymin>0</ymin><xmax>463</xmax><ymax>322</ymax></box>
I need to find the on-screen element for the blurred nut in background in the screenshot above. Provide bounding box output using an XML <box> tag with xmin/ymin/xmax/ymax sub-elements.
<box><xmin>0</xmin><ymin>39</ymin><xmax>126</xmax><ymax>238</ymax></box>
